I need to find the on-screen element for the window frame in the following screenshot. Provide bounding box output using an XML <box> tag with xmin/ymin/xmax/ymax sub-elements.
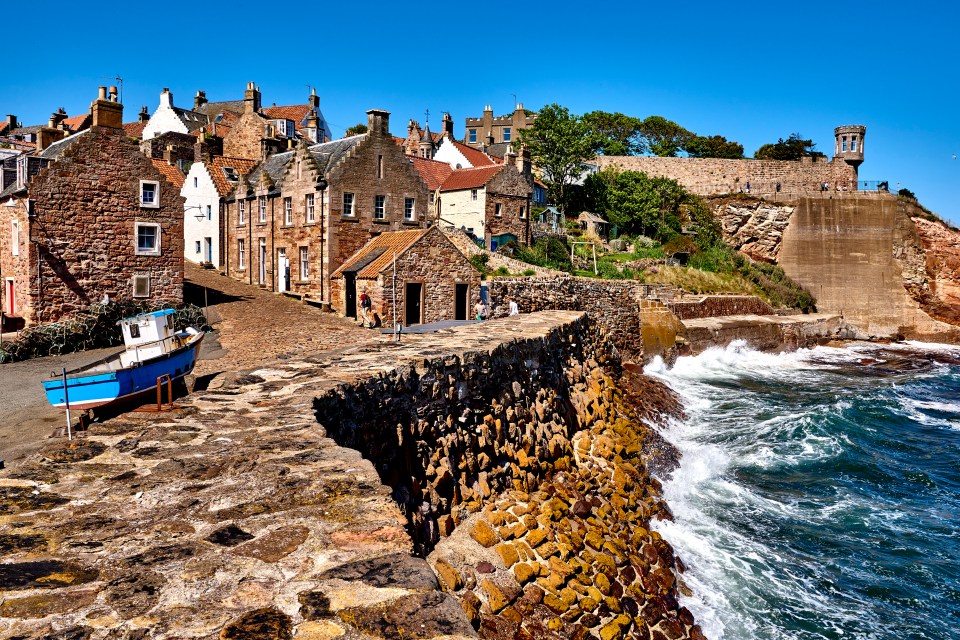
<box><xmin>305</xmin><ymin>193</ymin><xmax>315</xmax><ymax>224</ymax></box>
<box><xmin>342</xmin><ymin>192</ymin><xmax>355</xmax><ymax>217</ymax></box>
<box><xmin>237</xmin><ymin>238</ymin><xmax>246</xmax><ymax>269</ymax></box>
<box><xmin>495</xmin><ymin>203</ymin><xmax>502</xmax><ymax>218</ymax></box>
<box><xmin>471</xmin><ymin>189</ymin><xmax>478</xmax><ymax>201</ymax></box>
<box><xmin>134</xmin><ymin>221</ymin><xmax>162</xmax><ymax>256</ymax></box>
<box><xmin>468</xmin><ymin>129</ymin><xmax>477</xmax><ymax>143</ymax></box>
<box><xmin>404</xmin><ymin>198</ymin><xmax>416</xmax><ymax>222</ymax></box>
<box><xmin>11</xmin><ymin>220</ymin><xmax>19</xmax><ymax>256</ymax></box>
<box><xmin>299</xmin><ymin>246</ymin><xmax>309</xmax><ymax>280</ymax></box>
<box><xmin>284</xmin><ymin>197</ymin><xmax>293</xmax><ymax>226</ymax></box>
<box><xmin>139</xmin><ymin>180</ymin><xmax>160</xmax><ymax>209</ymax></box>
<box><xmin>503</xmin><ymin>127</ymin><xmax>511</xmax><ymax>143</ymax></box>
<box><xmin>258</xmin><ymin>195</ymin><xmax>267</xmax><ymax>223</ymax></box>
<box><xmin>206</xmin><ymin>204</ymin><xmax>212</xmax><ymax>221</ymax></box>
<box><xmin>132</xmin><ymin>275</ymin><xmax>150</xmax><ymax>298</ymax></box>
<box><xmin>520</xmin><ymin>205</ymin><xmax>526</xmax><ymax>220</ymax></box>
<box><xmin>238</xmin><ymin>199</ymin><xmax>246</xmax><ymax>224</ymax></box>
<box><xmin>195</xmin><ymin>240</ymin><xmax>202</xmax><ymax>254</ymax></box>
<box><xmin>374</xmin><ymin>194</ymin><xmax>386</xmax><ymax>220</ymax></box>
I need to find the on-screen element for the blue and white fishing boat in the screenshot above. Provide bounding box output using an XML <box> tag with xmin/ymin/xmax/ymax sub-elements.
<box><xmin>42</xmin><ymin>309</ymin><xmax>204</xmax><ymax>410</ymax></box>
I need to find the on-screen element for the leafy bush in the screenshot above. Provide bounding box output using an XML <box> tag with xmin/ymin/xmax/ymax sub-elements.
<box><xmin>493</xmin><ymin>266</ymin><xmax>511</xmax><ymax>277</ymax></box>
<box><xmin>663</xmin><ymin>235</ymin><xmax>699</xmax><ymax>255</ymax></box>
<box><xmin>469</xmin><ymin>254</ymin><xmax>490</xmax><ymax>276</ymax></box>
<box><xmin>515</xmin><ymin>237</ymin><xmax>572</xmax><ymax>272</ymax></box>
<box><xmin>522</xmin><ymin>269</ymin><xmax>536</xmax><ymax>276</ymax></box>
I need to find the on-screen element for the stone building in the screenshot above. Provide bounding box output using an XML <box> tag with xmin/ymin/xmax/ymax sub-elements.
<box><xmin>432</xmin><ymin>150</ymin><xmax>534</xmax><ymax>250</ymax></box>
<box><xmin>331</xmin><ymin>226</ymin><xmax>481</xmax><ymax>326</ymax></box>
<box><xmin>463</xmin><ymin>103</ymin><xmax>536</xmax><ymax>149</ymax></box>
<box><xmin>223</xmin><ymin>108</ymin><xmax>429</xmax><ymax>304</ymax></box>
<box><xmin>0</xmin><ymin>87</ymin><xmax>184</xmax><ymax>327</ymax></box>
<box><xmin>594</xmin><ymin>124</ymin><xmax>868</xmax><ymax>195</ymax></box>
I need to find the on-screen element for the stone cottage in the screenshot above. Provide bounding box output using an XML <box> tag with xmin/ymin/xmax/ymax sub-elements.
<box><xmin>433</xmin><ymin>149</ymin><xmax>534</xmax><ymax>250</ymax></box>
<box><xmin>223</xmin><ymin>108</ymin><xmax>429</xmax><ymax>303</ymax></box>
<box><xmin>0</xmin><ymin>87</ymin><xmax>184</xmax><ymax>327</ymax></box>
<box><xmin>330</xmin><ymin>226</ymin><xmax>481</xmax><ymax>326</ymax></box>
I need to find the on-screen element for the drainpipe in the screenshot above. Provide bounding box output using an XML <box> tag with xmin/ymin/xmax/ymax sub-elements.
<box><xmin>247</xmin><ymin>198</ymin><xmax>253</xmax><ymax>285</ymax></box>
<box><xmin>270</xmin><ymin>196</ymin><xmax>276</xmax><ymax>292</ymax></box>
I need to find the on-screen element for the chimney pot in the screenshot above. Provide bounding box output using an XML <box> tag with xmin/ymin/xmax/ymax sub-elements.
<box><xmin>109</xmin><ymin>86</ymin><xmax>118</xmax><ymax>102</ymax></box>
<box><xmin>98</xmin><ymin>86</ymin><xmax>107</xmax><ymax>100</ymax></box>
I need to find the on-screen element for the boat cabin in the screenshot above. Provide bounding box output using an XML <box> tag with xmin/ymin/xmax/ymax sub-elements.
<box><xmin>119</xmin><ymin>309</ymin><xmax>179</xmax><ymax>366</ymax></box>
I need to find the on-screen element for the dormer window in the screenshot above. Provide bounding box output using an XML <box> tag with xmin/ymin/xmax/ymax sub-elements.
<box><xmin>140</xmin><ymin>180</ymin><xmax>160</xmax><ymax>208</ymax></box>
<box><xmin>222</xmin><ymin>167</ymin><xmax>239</xmax><ymax>182</ymax></box>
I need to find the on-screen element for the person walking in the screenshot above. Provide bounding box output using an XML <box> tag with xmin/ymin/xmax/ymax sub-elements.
<box><xmin>359</xmin><ymin>291</ymin><xmax>372</xmax><ymax>328</ymax></box>
<box><xmin>475</xmin><ymin>300</ymin><xmax>487</xmax><ymax>321</ymax></box>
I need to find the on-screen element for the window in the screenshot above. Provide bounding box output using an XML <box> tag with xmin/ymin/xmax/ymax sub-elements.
<box><xmin>132</xmin><ymin>275</ymin><xmax>150</xmax><ymax>298</ymax></box>
<box><xmin>135</xmin><ymin>222</ymin><xmax>161</xmax><ymax>256</ymax></box>
<box><xmin>520</xmin><ymin>206</ymin><xmax>526</xmax><ymax>219</ymax></box>
<box><xmin>495</xmin><ymin>203</ymin><xmax>502</xmax><ymax>217</ymax></box>
<box><xmin>284</xmin><ymin>197</ymin><xmax>292</xmax><ymax>225</ymax></box>
<box><xmin>429</xmin><ymin>192</ymin><xmax>435</xmax><ymax>205</ymax></box>
<box><xmin>139</xmin><ymin>180</ymin><xmax>159</xmax><ymax>208</ymax></box>
<box><xmin>842</xmin><ymin>137</ymin><xmax>847</xmax><ymax>152</ymax></box>
<box><xmin>306</xmin><ymin>193</ymin><xmax>315</xmax><ymax>223</ymax></box>
<box><xmin>238</xmin><ymin>239</ymin><xmax>246</xmax><ymax>269</ymax></box>
<box><xmin>343</xmin><ymin>192</ymin><xmax>354</xmax><ymax>217</ymax></box>
<box><xmin>374</xmin><ymin>195</ymin><xmax>385</xmax><ymax>220</ymax></box>
<box><xmin>377</xmin><ymin>155</ymin><xmax>383</xmax><ymax>179</ymax></box>
<box><xmin>258</xmin><ymin>196</ymin><xmax>267</xmax><ymax>223</ymax></box>
<box><xmin>404</xmin><ymin>198</ymin><xmax>415</xmax><ymax>221</ymax></box>
<box><xmin>468</xmin><ymin>129</ymin><xmax>477</xmax><ymax>143</ymax></box>
<box><xmin>194</xmin><ymin>177</ymin><xmax>198</xmax><ymax>188</ymax></box>
<box><xmin>471</xmin><ymin>189</ymin><xmax>478</xmax><ymax>201</ymax></box>
<box><xmin>238</xmin><ymin>200</ymin><xmax>246</xmax><ymax>224</ymax></box>
<box><xmin>11</xmin><ymin>220</ymin><xmax>18</xmax><ymax>256</ymax></box>
<box><xmin>206</xmin><ymin>205</ymin><xmax>212</xmax><ymax>221</ymax></box>
<box><xmin>503</xmin><ymin>128</ymin><xmax>511</xmax><ymax>143</ymax></box>
<box><xmin>300</xmin><ymin>247</ymin><xmax>309</xmax><ymax>280</ymax></box>
<box><xmin>852</xmin><ymin>136</ymin><xmax>858</xmax><ymax>152</ymax></box>
<box><xmin>195</xmin><ymin>240</ymin><xmax>201</xmax><ymax>254</ymax></box>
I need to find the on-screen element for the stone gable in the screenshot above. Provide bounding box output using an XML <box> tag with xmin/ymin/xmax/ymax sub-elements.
<box><xmin>484</xmin><ymin>163</ymin><xmax>533</xmax><ymax>246</ymax></box>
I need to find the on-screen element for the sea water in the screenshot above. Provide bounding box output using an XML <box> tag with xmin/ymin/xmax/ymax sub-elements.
<box><xmin>645</xmin><ymin>340</ymin><xmax>960</xmax><ymax>640</ymax></box>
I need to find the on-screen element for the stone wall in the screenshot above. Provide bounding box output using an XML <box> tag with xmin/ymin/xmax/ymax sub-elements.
<box><xmin>680</xmin><ymin>313</ymin><xmax>851</xmax><ymax>356</ymax></box>
<box><xmin>486</xmin><ymin>276</ymin><xmax>680</xmax><ymax>358</ymax></box>
<box><xmin>484</xmin><ymin>164</ymin><xmax>532</xmax><ymax>247</ymax></box>
<box><xmin>594</xmin><ymin>155</ymin><xmax>858</xmax><ymax>196</ymax></box>
<box><xmin>443</xmin><ymin>228</ymin><xmax>561</xmax><ymax>277</ymax></box>
<box><xmin>27</xmin><ymin>126</ymin><xmax>184</xmax><ymax>323</ymax></box>
<box><xmin>667</xmin><ymin>294</ymin><xmax>774</xmax><ymax>320</ymax></box>
<box><xmin>223</xmin><ymin>109</ymin><xmax>270</xmax><ymax>160</ymax></box>
<box><xmin>0</xmin><ymin>198</ymin><xmax>31</xmax><ymax>324</ymax></box>
<box><xmin>315</xmin><ymin>312</ymin><xmax>702</xmax><ymax>639</ymax></box>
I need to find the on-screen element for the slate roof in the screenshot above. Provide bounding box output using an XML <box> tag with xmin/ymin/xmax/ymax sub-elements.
<box><xmin>440</xmin><ymin>165</ymin><xmax>503</xmax><ymax>192</ymax></box>
<box><xmin>36</xmin><ymin>130</ymin><xmax>89</xmax><ymax>160</ymax></box>
<box><xmin>208</xmin><ymin>156</ymin><xmax>257</xmax><ymax>197</ymax></box>
<box><xmin>173</xmin><ymin>107</ymin><xmax>208</xmax><ymax>133</ymax></box>
<box><xmin>410</xmin><ymin>156</ymin><xmax>453</xmax><ymax>191</ymax></box>
<box><xmin>151</xmin><ymin>159</ymin><xmax>185</xmax><ymax>189</ymax></box>
<box><xmin>244</xmin><ymin>152</ymin><xmax>293</xmax><ymax>194</ymax></box>
<box><xmin>196</xmin><ymin>100</ymin><xmax>246</xmax><ymax>117</ymax></box>
<box><xmin>332</xmin><ymin>228</ymin><xmax>428</xmax><ymax>279</ymax></box>
<box><xmin>308</xmin><ymin>135</ymin><xmax>364</xmax><ymax>175</ymax></box>
<box><xmin>482</xmin><ymin>142</ymin><xmax>513</xmax><ymax>158</ymax></box>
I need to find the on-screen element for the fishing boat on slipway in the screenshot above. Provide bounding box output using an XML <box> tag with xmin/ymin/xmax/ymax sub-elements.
<box><xmin>42</xmin><ymin>309</ymin><xmax>204</xmax><ymax>410</ymax></box>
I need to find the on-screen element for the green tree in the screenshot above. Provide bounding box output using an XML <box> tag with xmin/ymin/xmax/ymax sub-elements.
<box><xmin>518</xmin><ymin>104</ymin><xmax>599</xmax><ymax>211</ymax></box>
<box><xmin>582</xmin><ymin>110</ymin><xmax>645</xmax><ymax>155</ymax></box>
<box><xmin>684</xmin><ymin>134</ymin><xmax>744</xmax><ymax>159</ymax></box>
<box><xmin>344</xmin><ymin>123</ymin><xmax>368</xmax><ymax>137</ymax></box>
<box><xmin>638</xmin><ymin>116</ymin><xmax>694</xmax><ymax>157</ymax></box>
<box><xmin>586</xmin><ymin>169</ymin><xmax>687</xmax><ymax>240</ymax></box>
<box><xmin>754</xmin><ymin>133</ymin><xmax>824</xmax><ymax>160</ymax></box>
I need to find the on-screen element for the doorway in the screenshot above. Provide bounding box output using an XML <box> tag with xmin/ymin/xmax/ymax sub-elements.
<box><xmin>344</xmin><ymin>273</ymin><xmax>357</xmax><ymax>319</ymax></box>
<box><xmin>455</xmin><ymin>283</ymin><xmax>469</xmax><ymax>320</ymax></box>
<box><xmin>405</xmin><ymin>282</ymin><xmax>423</xmax><ymax>326</ymax></box>
<box><xmin>204</xmin><ymin>237</ymin><xmax>213</xmax><ymax>263</ymax></box>
<box><xmin>277</xmin><ymin>249</ymin><xmax>289</xmax><ymax>293</ymax></box>
<box><xmin>4</xmin><ymin>278</ymin><xmax>13</xmax><ymax>316</ymax></box>
<box><xmin>258</xmin><ymin>239</ymin><xmax>267</xmax><ymax>285</ymax></box>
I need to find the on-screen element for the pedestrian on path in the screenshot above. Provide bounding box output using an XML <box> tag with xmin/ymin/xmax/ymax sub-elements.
<box><xmin>359</xmin><ymin>291</ymin><xmax>372</xmax><ymax>328</ymax></box>
<box><xmin>508</xmin><ymin>299</ymin><xmax>519</xmax><ymax>316</ymax></box>
<box><xmin>475</xmin><ymin>300</ymin><xmax>487</xmax><ymax>321</ymax></box>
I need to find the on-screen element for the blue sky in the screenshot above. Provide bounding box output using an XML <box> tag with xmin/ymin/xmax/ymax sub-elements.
<box><xmin>4</xmin><ymin>1</ymin><xmax>958</xmax><ymax>224</ymax></box>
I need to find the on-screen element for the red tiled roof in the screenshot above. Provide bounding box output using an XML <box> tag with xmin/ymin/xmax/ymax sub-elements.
<box><xmin>208</xmin><ymin>156</ymin><xmax>258</xmax><ymax>197</ymax></box>
<box><xmin>123</xmin><ymin>121</ymin><xmax>147</xmax><ymax>139</ymax></box>
<box><xmin>0</xmin><ymin>137</ymin><xmax>35</xmax><ymax>150</ymax></box>
<box><xmin>151</xmin><ymin>159</ymin><xmax>185</xmax><ymax>189</ymax></box>
<box><xmin>62</xmin><ymin>114</ymin><xmax>89</xmax><ymax>132</ymax></box>
<box><xmin>451</xmin><ymin>140</ymin><xmax>497</xmax><ymax>167</ymax></box>
<box><xmin>262</xmin><ymin>105</ymin><xmax>310</xmax><ymax>123</ymax></box>
<box><xmin>440</xmin><ymin>165</ymin><xmax>503</xmax><ymax>192</ymax></box>
<box><xmin>332</xmin><ymin>228</ymin><xmax>429</xmax><ymax>279</ymax></box>
<box><xmin>410</xmin><ymin>156</ymin><xmax>453</xmax><ymax>191</ymax></box>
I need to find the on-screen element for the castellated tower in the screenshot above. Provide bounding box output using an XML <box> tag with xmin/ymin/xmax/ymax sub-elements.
<box><xmin>834</xmin><ymin>124</ymin><xmax>866</xmax><ymax>169</ymax></box>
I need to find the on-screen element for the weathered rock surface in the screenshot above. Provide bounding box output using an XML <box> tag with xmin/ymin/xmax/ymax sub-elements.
<box><xmin>712</xmin><ymin>196</ymin><xmax>794</xmax><ymax>262</ymax></box>
<box><xmin>911</xmin><ymin>216</ymin><xmax>960</xmax><ymax>326</ymax></box>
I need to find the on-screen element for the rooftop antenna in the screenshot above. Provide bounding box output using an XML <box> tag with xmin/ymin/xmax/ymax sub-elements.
<box><xmin>424</xmin><ymin>108</ymin><xmax>430</xmax><ymax>126</ymax></box>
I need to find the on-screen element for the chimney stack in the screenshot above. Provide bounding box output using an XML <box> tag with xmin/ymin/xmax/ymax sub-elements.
<box><xmin>139</xmin><ymin>106</ymin><xmax>150</xmax><ymax>123</ymax></box>
<box><xmin>38</xmin><ymin>111</ymin><xmax>67</xmax><ymax>150</ymax></box>
<box><xmin>4</xmin><ymin>114</ymin><xmax>16</xmax><ymax>132</ymax></box>
<box><xmin>91</xmin><ymin>86</ymin><xmax>123</xmax><ymax>129</ymax></box>
<box><xmin>309</xmin><ymin>87</ymin><xmax>319</xmax><ymax>109</ymax></box>
<box><xmin>366</xmin><ymin>109</ymin><xmax>390</xmax><ymax>137</ymax></box>
<box><xmin>159</xmin><ymin>88</ymin><xmax>173</xmax><ymax>108</ymax></box>
<box><xmin>244</xmin><ymin>82</ymin><xmax>261</xmax><ymax>113</ymax></box>
<box><xmin>49</xmin><ymin>108</ymin><xmax>68</xmax><ymax>130</ymax></box>
<box><xmin>517</xmin><ymin>146</ymin><xmax>531</xmax><ymax>177</ymax></box>
<box><xmin>305</xmin><ymin>109</ymin><xmax>320</xmax><ymax>142</ymax></box>
<box><xmin>163</xmin><ymin>145</ymin><xmax>174</xmax><ymax>165</ymax></box>
<box><xmin>194</xmin><ymin>90</ymin><xmax>207</xmax><ymax>110</ymax></box>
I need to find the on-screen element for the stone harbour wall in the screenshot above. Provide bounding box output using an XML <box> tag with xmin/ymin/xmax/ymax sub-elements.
<box><xmin>667</xmin><ymin>295</ymin><xmax>774</xmax><ymax>320</ymax></box>
<box><xmin>0</xmin><ymin>312</ymin><xmax>701</xmax><ymax>640</ymax></box>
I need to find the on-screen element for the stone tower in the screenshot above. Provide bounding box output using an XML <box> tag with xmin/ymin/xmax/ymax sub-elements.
<box><xmin>834</xmin><ymin>124</ymin><xmax>866</xmax><ymax>169</ymax></box>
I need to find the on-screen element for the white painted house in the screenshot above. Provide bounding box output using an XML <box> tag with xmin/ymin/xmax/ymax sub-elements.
<box><xmin>141</xmin><ymin>88</ymin><xmax>207</xmax><ymax>141</ymax></box>
<box><xmin>180</xmin><ymin>156</ymin><xmax>256</xmax><ymax>268</ymax></box>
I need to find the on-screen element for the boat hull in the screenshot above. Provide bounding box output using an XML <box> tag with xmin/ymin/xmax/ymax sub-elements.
<box><xmin>42</xmin><ymin>333</ymin><xmax>204</xmax><ymax>411</ymax></box>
